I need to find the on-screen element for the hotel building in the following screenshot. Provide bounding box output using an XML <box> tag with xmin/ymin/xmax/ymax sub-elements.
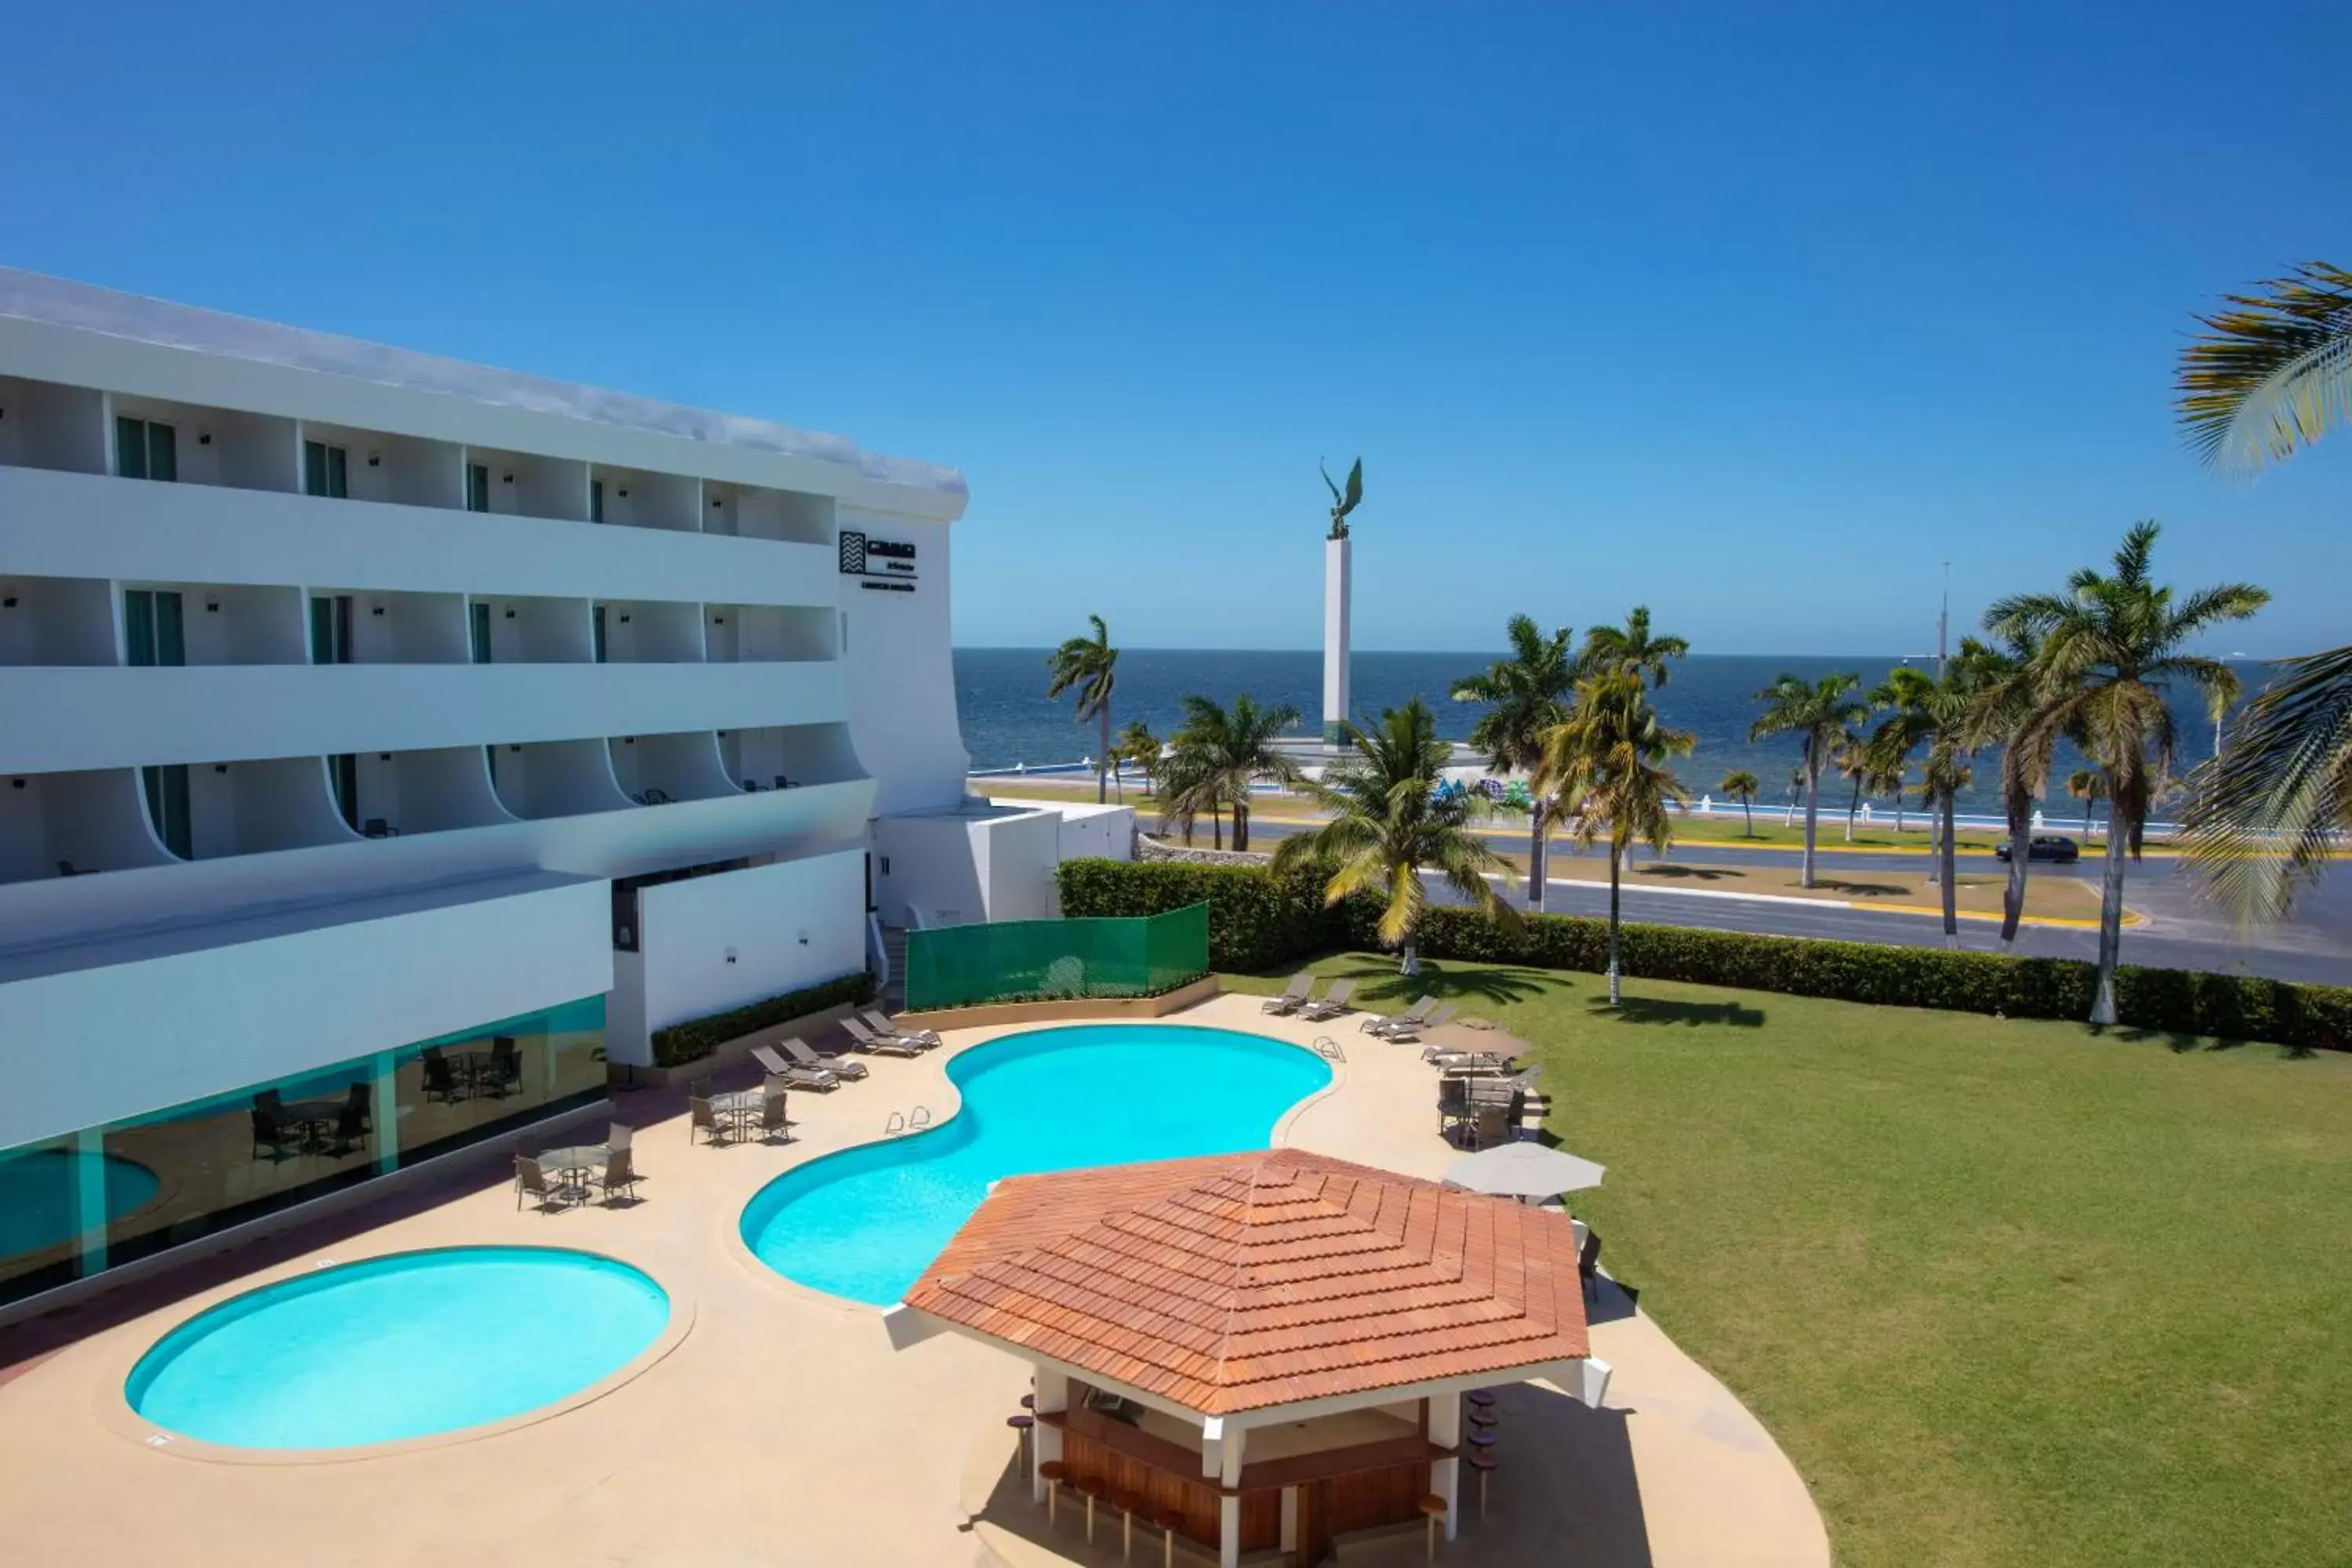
<box><xmin>0</xmin><ymin>270</ymin><xmax>1110</xmax><ymax>1317</ymax></box>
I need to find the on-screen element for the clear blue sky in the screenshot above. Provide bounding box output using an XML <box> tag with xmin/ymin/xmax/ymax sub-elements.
<box><xmin>5</xmin><ymin>2</ymin><xmax>2346</xmax><ymax>655</ymax></box>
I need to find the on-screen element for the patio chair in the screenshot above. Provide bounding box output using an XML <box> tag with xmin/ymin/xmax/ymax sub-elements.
<box><xmin>1436</xmin><ymin>1078</ymin><xmax>1474</xmax><ymax>1138</ymax></box>
<box><xmin>1578</xmin><ymin>1229</ymin><xmax>1603</xmax><ymax>1302</ymax></box>
<box><xmin>485</xmin><ymin>1035</ymin><xmax>522</xmax><ymax>1098</ymax></box>
<box><xmin>758</xmin><ymin>1087</ymin><xmax>793</xmax><ymax>1142</ymax></box>
<box><xmin>250</xmin><ymin>1104</ymin><xmax>295</xmax><ymax>1160</ymax></box>
<box><xmin>688</xmin><ymin>1096</ymin><xmax>731</xmax><ymax>1146</ymax></box>
<box><xmin>514</xmin><ymin>1156</ymin><xmax>575</xmax><ymax>1212</ymax></box>
<box><xmin>597</xmin><ymin>1145</ymin><xmax>641</xmax><ymax>1205</ymax></box>
<box><xmin>606</xmin><ymin>1120</ymin><xmax>633</xmax><ymax>1154</ymax></box>
<box><xmin>1261</xmin><ymin>973</ymin><xmax>1316</xmax><ymax>1014</ymax></box>
<box><xmin>345</xmin><ymin>1080</ymin><xmax>372</xmax><ymax>1132</ymax></box>
<box><xmin>1471</xmin><ymin>1105</ymin><xmax>1512</xmax><ymax>1149</ymax></box>
<box><xmin>1298</xmin><ymin>978</ymin><xmax>1358</xmax><ymax>1021</ymax></box>
<box><xmin>861</xmin><ymin>1011</ymin><xmax>940</xmax><ymax>1048</ymax></box>
<box><xmin>328</xmin><ymin>1098</ymin><xmax>368</xmax><ymax>1157</ymax></box>
<box><xmin>1362</xmin><ymin>996</ymin><xmax>1436</xmax><ymax>1036</ymax></box>
<box><xmin>421</xmin><ymin>1048</ymin><xmax>463</xmax><ymax>1103</ymax></box>
<box><xmin>840</xmin><ymin>1018</ymin><xmax>920</xmax><ymax>1059</ymax></box>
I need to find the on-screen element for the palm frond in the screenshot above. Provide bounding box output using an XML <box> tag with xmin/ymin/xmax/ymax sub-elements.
<box><xmin>2179</xmin><ymin>263</ymin><xmax>2352</xmax><ymax>470</ymax></box>
<box><xmin>2182</xmin><ymin>646</ymin><xmax>2352</xmax><ymax>920</ymax></box>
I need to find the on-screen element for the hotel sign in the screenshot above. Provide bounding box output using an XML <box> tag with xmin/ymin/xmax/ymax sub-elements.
<box><xmin>839</xmin><ymin>530</ymin><xmax>918</xmax><ymax>593</ymax></box>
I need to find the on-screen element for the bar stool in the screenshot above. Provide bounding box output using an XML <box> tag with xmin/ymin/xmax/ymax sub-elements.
<box><xmin>1155</xmin><ymin>1506</ymin><xmax>1185</xmax><ymax>1568</ymax></box>
<box><xmin>1469</xmin><ymin>1450</ymin><xmax>1500</xmax><ymax>1520</ymax></box>
<box><xmin>1076</xmin><ymin>1474</ymin><xmax>1108</xmax><ymax>1545</ymax></box>
<box><xmin>1467</xmin><ymin>1405</ymin><xmax>1499</xmax><ymax>1432</ymax></box>
<box><xmin>1020</xmin><ymin>1392</ymin><xmax>1036</xmax><ymax>1410</ymax></box>
<box><xmin>1037</xmin><ymin>1460</ymin><xmax>1069</xmax><ymax>1526</ymax></box>
<box><xmin>1112</xmin><ymin>1489</ymin><xmax>1142</xmax><ymax>1560</ymax></box>
<box><xmin>1006</xmin><ymin>1412</ymin><xmax>1034</xmax><ymax>1477</ymax></box>
<box><xmin>1465</xmin><ymin>1388</ymin><xmax>1497</xmax><ymax>1412</ymax></box>
<box><xmin>1418</xmin><ymin>1493</ymin><xmax>1450</xmax><ymax>1559</ymax></box>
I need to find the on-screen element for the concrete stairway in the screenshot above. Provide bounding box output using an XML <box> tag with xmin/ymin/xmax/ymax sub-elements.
<box><xmin>879</xmin><ymin>924</ymin><xmax>910</xmax><ymax>1007</ymax></box>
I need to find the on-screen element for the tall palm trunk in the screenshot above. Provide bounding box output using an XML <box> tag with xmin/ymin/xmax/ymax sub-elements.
<box><xmin>1211</xmin><ymin>806</ymin><xmax>1222</xmax><ymax>851</ymax></box>
<box><xmin>1097</xmin><ymin>705</ymin><xmax>1111</xmax><ymax>804</ymax></box>
<box><xmin>1526</xmin><ymin>798</ymin><xmax>1549</xmax><ymax>911</ymax></box>
<box><xmin>1232</xmin><ymin>798</ymin><xmax>1251</xmax><ymax>853</ymax></box>
<box><xmin>1798</xmin><ymin>744</ymin><xmax>1822</xmax><ymax>889</ymax></box>
<box><xmin>1846</xmin><ymin>773</ymin><xmax>1863</xmax><ymax>840</ymax></box>
<box><xmin>1606</xmin><ymin>842</ymin><xmax>1624</xmax><ymax>1007</ymax></box>
<box><xmin>1400</xmin><ymin>938</ymin><xmax>1420</xmax><ymax>977</ymax></box>
<box><xmin>2090</xmin><ymin>796</ymin><xmax>2130</xmax><ymax>1026</ymax></box>
<box><xmin>1740</xmin><ymin>797</ymin><xmax>1753</xmax><ymax>835</ymax></box>
<box><xmin>1998</xmin><ymin>786</ymin><xmax>2032</xmax><ymax>949</ymax></box>
<box><xmin>1939</xmin><ymin>786</ymin><xmax>1959</xmax><ymax>945</ymax></box>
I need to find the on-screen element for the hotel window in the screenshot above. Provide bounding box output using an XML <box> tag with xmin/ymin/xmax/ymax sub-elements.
<box><xmin>122</xmin><ymin>589</ymin><xmax>186</xmax><ymax>667</ymax></box>
<box><xmin>310</xmin><ymin>594</ymin><xmax>354</xmax><ymax>664</ymax></box>
<box><xmin>141</xmin><ymin>764</ymin><xmax>191</xmax><ymax>858</ymax></box>
<box><xmin>592</xmin><ymin>604</ymin><xmax>608</xmax><ymax>663</ymax></box>
<box><xmin>466</xmin><ymin>462</ymin><xmax>490</xmax><ymax>513</ymax></box>
<box><xmin>114</xmin><ymin>416</ymin><xmax>176</xmax><ymax>482</ymax></box>
<box><xmin>470</xmin><ymin>602</ymin><xmax>493</xmax><ymax>665</ymax></box>
<box><xmin>589</xmin><ymin>478</ymin><xmax>604</xmax><ymax>524</ymax></box>
<box><xmin>303</xmin><ymin>439</ymin><xmax>349</xmax><ymax>499</ymax></box>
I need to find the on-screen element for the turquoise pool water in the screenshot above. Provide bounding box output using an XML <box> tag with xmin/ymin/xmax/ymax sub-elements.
<box><xmin>0</xmin><ymin>1147</ymin><xmax>158</xmax><ymax>1261</ymax></box>
<box><xmin>125</xmin><ymin>1247</ymin><xmax>670</xmax><ymax>1450</ymax></box>
<box><xmin>740</xmin><ymin>1023</ymin><xmax>1331</xmax><ymax>1305</ymax></box>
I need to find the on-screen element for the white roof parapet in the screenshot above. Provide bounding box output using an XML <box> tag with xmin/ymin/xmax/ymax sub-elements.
<box><xmin>0</xmin><ymin>267</ymin><xmax>967</xmax><ymax>505</ymax></box>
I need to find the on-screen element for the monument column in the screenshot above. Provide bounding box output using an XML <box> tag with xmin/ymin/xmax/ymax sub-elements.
<box><xmin>1322</xmin><ymin>532</ymin><xmax>1351</xmax><ymax>746</ymax></box>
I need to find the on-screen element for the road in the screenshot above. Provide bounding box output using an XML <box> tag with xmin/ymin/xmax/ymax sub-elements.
<box><xmin>1214</xmin><ymin>817</ymin><xmax>2352</xmax><ymax>985</ymax></box>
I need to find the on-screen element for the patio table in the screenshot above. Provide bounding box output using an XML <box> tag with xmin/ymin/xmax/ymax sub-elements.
<box><xmin>537</xmin><ymin>1145</ymin><xmax>608</xmax><ymax>1191</ymax></box>
<box><xmin>278</xmin><ymin>1098</ymin><xmax>347</xmax><ymax>1152</ymax></box>
<box><xmin>707</xmin><ymin>1090</ymin><xmax>765</xmax><ymax>1139</ymax></box>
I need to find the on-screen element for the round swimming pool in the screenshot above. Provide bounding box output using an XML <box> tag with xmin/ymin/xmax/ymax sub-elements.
<box><xmin>740</xmin><ymin>1023</ymin><xmax>1331</xmax><ymax>1305</ymax></box>
<box><xmin>0</xmin><ymin>1147</ymin><xmax>158</xmax><ymax>1262</ymax></box>
<box><xmin>125</xmin><ymin>1247</ymin><xmax>670</xmax><ymax>1450</ymax></box>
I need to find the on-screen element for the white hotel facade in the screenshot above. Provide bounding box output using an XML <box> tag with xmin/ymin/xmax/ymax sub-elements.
<box><xmin>0</xmin><ymin>270</ymin><xmax>1113</xmax><ymax>1317</ymax></box>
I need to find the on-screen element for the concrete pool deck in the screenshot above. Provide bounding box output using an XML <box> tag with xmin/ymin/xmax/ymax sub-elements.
<box><xmin>0</xmin><ymin>996</ymin><xmax>1829</xmax><ymax>1567</ymax></box>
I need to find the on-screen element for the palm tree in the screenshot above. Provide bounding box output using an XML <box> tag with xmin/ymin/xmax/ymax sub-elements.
<box><xmin>1538</xmin><ymin>670</ymin><xmax>1693</xmax><ymax>1005</ymax></box>
<box><xmin>1988</xmin><ymin>521</ymin><xmax>2268</xmax><ymax>1024</ymax></box>
<box><xmin>1719</xmin><ymin>769</ymin><xmax>1761</xmax><ymax>837</ymax></box>
<box><xmin>1271</xmin><ymin>699</ymin><xmax>1519</xmax><ymax>974</ymax></box>
<box><xmin>2176</xmin><ymin>264</ymin><xmax>2352</xmax><ymax>919</ymax></box>
<box><xmin>1166</xmin><ymin>694</ymin><xmax>1301</xmax><ymax>853</ymax></box>
<box><xmin>1113</xmin><ymin>720</ymin><xmax>1163</xmax><ymax>804</ymax></box>
<box><xmin>1452</xmin><ymin>615</ymin><xmax>1577</xmax><ymax>910</ymax></box>
<box><xmin>1749</xmin><ymin>673</ymin><xmax>1867</xmax><ymax>888</ymax></box>
<box><xmin>1045</xmin><ymin>615</ymin><xmax>1118</xmax><ymax>804</ymax></box>
<box><xmin>1580</xmin><ymin>604</ymin><xmax>1690</xmax><ymax>688</ymax></box>
<box><xmin>1832</xmin><ymin>733</ymin><xmax>1872</xmax><ymax>842</ymax></box>
<box><xmin>1960</xmin><ymin>629</ymin><xmax>2046</xmax><ymax>948</ymax></box>
<box><xmin>2066</xmin><ymin>768</ymin><xmax>2106</xmax><ymax>836</ymax></box>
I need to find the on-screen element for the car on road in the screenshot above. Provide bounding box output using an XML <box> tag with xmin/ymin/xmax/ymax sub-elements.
<box><xmin>1994</xmin><ymin>835</ymin><xmax>2082</xmax><ymax>864</ymax></box>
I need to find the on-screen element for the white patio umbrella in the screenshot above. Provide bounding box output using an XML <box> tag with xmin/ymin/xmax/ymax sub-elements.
<box><xmin>1444</xmin><ymin>1142</ymin><xmax>1606</xmax><ymax>1202</ymax></box>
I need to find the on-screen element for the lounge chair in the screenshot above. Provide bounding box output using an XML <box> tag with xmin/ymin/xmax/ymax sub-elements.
<box><xmin>1298</xmin><ymin>978</ymin><xmax>1358</xmax><ymax>1021</ymax></box>
<box><xmin>1363</xmin><ymin>996</ymin><xmax>1436</xmax><ymax>1037</ymax></box>
<box><xmin>753</xmin><ymin>1041</ymin><xmax>844</xmax><ymax>1090</ymax></box>
<box><xmin>839</xmin><ymin>1018</ymin><xmax>921</xmax><ymax>1058</ymax></box>
<box><xmin>1434</xmin><ymin>1053</ymin><xmax>1517</xmax><ymax>1078</ymax></box>
<box><xmin>1261</xmin><ymin>974</ymin><xmax>1316</xmax><ymax>1014</ymax></box>
<box><xmin>861</xmin><ymin>1011</ymin><xmax>940</xmax><ymax>1048</ymax></box>
<box><xmin>515</xmin><ymin>1156</ymin><xmax>576</xmax><ymax>1211</ymax></box>
<box><xmin>1387</xmin><ymin>1002</ymin><xmax>1458</xmax><ymax>1044</ymax></box>
<box><xmin>788</xmin><ymin>1033</ymin><xmax>878</xmax><ymax>1077</ymax></box>
<box><xmin>597</xmin><ymin>1145</ymin><xmax>641</xmax><ymax>1205</ymax></box>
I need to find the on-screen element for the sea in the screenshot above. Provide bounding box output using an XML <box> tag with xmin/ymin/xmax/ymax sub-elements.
<box><xmin>954</xmin><ymin>648</ymin><xmax>2250</xmax><ymax>820</ymax></box>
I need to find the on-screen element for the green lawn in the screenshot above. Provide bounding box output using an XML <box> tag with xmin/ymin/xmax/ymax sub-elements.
<box><xmin>1222</xmin><ymin>956</ymin><xmax>2352</xmax><ymax>1566</ymax></box>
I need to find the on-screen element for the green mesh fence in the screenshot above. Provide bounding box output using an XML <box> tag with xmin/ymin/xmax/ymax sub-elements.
<box><xmin>905</xmin><ymin>902</ymin><xmax>1210</xmax><ymax>1011</ymax></box>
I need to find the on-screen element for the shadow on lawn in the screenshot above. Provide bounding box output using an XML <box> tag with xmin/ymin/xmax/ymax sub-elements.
<box><xmin>1595</xmin><ymin>995</ymin><xmax>1767</xmax><ymax>1029</ymax></box>
<box><xmin>1323</xmin><ymin>960</ymin><xmax>1555</xmax><ymax>1010</ymax></box>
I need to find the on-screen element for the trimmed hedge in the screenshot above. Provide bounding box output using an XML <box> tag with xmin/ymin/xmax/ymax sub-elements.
<box><xmin>650</xmin><ymin>970</ymin><xmax>875</xmax><ymax>1069</ymax></box>
<box><xmin>1057</xmin><ymin>856</ymin><xmax>2352</xmax><ymax>1052</ymax></box>
<box><xmin>1055</xmin><ymin>858</ymin><xmax>1347</xmax><ymax>971</ymax></box>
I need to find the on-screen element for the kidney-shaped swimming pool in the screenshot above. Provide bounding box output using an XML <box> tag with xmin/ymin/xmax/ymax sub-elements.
<box><xmin>739</xmin><ymin>1023</ymin><xmax>1331</xmax><ymax>1305</ymax></box>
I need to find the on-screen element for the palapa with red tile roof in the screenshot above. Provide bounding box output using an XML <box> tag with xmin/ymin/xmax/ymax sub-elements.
<box><xmin>902</xmin><ymin>1148</ymin><xmax>1589</xmax><ymax>1415</ymax></box>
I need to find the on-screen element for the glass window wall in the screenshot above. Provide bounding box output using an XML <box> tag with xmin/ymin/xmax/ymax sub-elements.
<box><xmin>0</xmin><ymin>996</ymin><xmax>605</xmax><ymax>1311</ymax></box>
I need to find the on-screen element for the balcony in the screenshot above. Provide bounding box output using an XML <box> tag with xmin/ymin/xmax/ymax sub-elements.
<box><xmin>129</xmin><ymin>582</ymin><xmax>310</xmax><ymax>666</ymax></box>
<box><xmin>0</xmin><ymin>376</ymin><xmax>107</xmax><ymax>474</ymax></box>
<box><xmin>717</xmin><ymin>721</ymin><xmax>866</xmax><ymax>794</ymax></box>
<box><xmin>703</xmin><ymin>481</ymin><xmax>833</xmax><ymax>545</ymax></box>
<box><xmin>310</xmin><ymin>588</ymin><xmax>468</xmax><ymax>664</ymax></box>
<box><xmin>0</xmin><ymin>575</ymin><xmax>116</xmax><ymax>666</ymax></box>
<box><xmin>472</xmin><ymin>594</ymin><xmax>591</xmax><ymax>663</ymax></box>
<box><xmin>488</xmin><ymin>739</ymin><xmax>633</xmax><ymax>821</ymax></box>
<box><xmin>184</xmin><ymin>756</ymin><xmax>362</xmax><ymax>859</ymax></box>
<box><xmin>336</xmin><ymin>746</ymin><xmax>517</xmax><ymax>839</ymax></box>
<box><xmin>588</xmin><ymin>465</ymin><xmax>697</xmax><ymax>533</ymax></box>
<box><xmin>109</xmin><ymin>392</ymin><xmax>297</xmax><ymax>493</ymax></box>
<box><xmin>609</xmin><ymin>732</ymin><xmax>734</xmax><ymax>805</ymax></box>
<box><xmin>460</xmin><ymin>445</ymin><xmax>586</xmax><ymax>522</ymax></box>
<box><xmin>0</xmin><ymin>768</ymin><xmax>178</xmax><ymax>884</ymax></box>
<box><xmin>704</xmin><ymin>603</ymin><xmax>835</xmax><ymax>662</ymax></box>
<box><xmin>593</xmin><ymin>599</ymin><xmax>703</xmax><ymax>663</ymax></box>
<box><xmin>294</xmin><ymin>419</ymin><xmax>463</xmax><ymax>509</ymax></box>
